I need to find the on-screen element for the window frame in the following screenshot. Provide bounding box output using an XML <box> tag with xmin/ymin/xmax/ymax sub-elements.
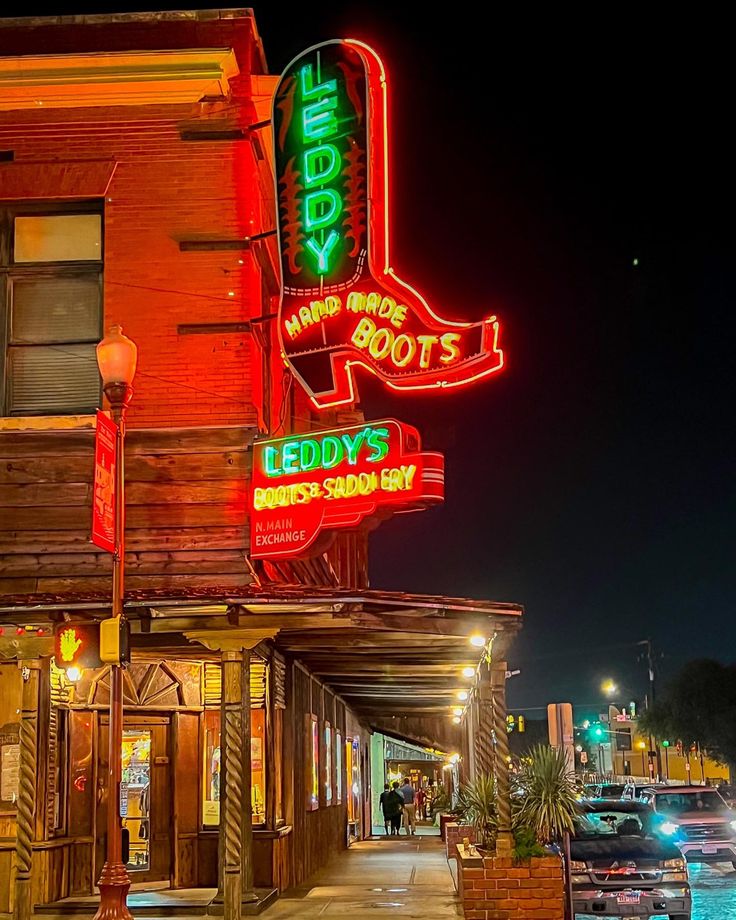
<box><xmin>0</xmin><ymin>200</ymin><xmax>104</xmax><ymax>417</ymax></box>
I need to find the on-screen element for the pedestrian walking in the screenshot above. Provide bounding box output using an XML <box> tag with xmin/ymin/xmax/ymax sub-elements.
<box><xmin>415</xmin><ymin>786</ymin><xmax>426</xmax><ymax>820</ymax></box>
<box><xmin>378</xmin><ymin>783</ymin><xmax>392</xmax><ymax>835</ymax></box>
<box><xmin>399</xmin><ymin>776</ymin><xmax>417</xmax><ymax>835</ymax></box>
<box><xmin>384</xmin><ymin>781</ymin><xmax>404</xmax><ymax>835</ymax></box>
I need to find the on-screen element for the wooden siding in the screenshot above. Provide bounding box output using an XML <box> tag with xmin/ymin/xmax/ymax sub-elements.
<box><xmin>0</xmin><ymin>424</ymin><xmax>255</xmax><ymax>597</ymax></box>
<box><xmin>290</xmin><ymin>662</ymin><xmax>349</xmax><ymax>888</ymax></box>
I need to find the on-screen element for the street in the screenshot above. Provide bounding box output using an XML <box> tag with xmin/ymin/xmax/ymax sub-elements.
<box><xmin>690</xmin><ymin>862</ymin><xmax>736</xmax><ymax>919</ymax></box>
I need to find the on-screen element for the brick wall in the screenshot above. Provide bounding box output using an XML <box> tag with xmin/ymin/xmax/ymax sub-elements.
<box><xmin>459</xmin><ymin>853</ymin><xmax>564</xmax><ymax>920</ymax></box>
<box><xmin>0</xmin><ymin>14</ymin><xmax>281</xmax><ymax>431</ymax></box>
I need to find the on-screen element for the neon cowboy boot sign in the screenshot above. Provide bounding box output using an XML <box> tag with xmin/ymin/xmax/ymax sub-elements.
<box><xmin>273</xmin><ymin>40</ymin><xmax>504</xmax><ymax>409</ymax></box>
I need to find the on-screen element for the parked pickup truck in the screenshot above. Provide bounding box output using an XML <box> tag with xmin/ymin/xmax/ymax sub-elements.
<box><xmin>570</xmin><ymin>800</ymin><xmax>691</xmax><ymax>919</ymax></box>
<box><xmin>639</xmin><ymin>785</ymin><xmax>736</xmax><ymax>867</ymax></box>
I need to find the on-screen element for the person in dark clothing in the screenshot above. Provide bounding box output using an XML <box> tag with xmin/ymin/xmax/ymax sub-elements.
<box><xmin>383</xmin><ymin>781</ymin><xmax>404</xmax><ymax>835</ymax></box>
<box><xmin>378</xmin><ymin>783</ymin><xmax>392</xmax><ymax>834</ymax></box>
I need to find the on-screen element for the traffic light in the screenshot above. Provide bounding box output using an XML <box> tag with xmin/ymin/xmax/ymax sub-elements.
<box><xmin>100</xmin><ymin>616</ymin><xmax>130</xmax><ymax>665</ymax></box>
<box><xmin>54</xmin><ymin>623</ymin><xmax>102</xmax><ymax>672</ymax></box>
<box><xmin>661</xmin><ymin>740</ymin><xmax>670</xmax><ymax>748</ymax></box>
<box><xmin>506</xmin><ymin>714</ymin><xmax>525</xmax><ymax>734</ymax></box>
<box><xmin>590</xmin><ymin>724</ymin><xmax>605</xmax><ymax>740</ymax></box>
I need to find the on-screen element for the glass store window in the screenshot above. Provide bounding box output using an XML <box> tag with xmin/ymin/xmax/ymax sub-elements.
<box><xmin>335</xmin><ymin>731</ymin><xmax>342</xmax><ymax>805</ymax></box>
<box><xmin>202</xmin><ymin>708</ymin><xmax>268</xmax><ymax>827</ymax></box>
<box><xmin>0</xmin><ymin>206</ymin><xmax>102</xmax><ymax>416</ymax></box>
<box><xmin>308</xmin><ymin>715</ymin><xmax>319</xmax><ymax>811</ymax></box>
<box><xmin>324</xmin><ymin>722</ymin><xmax>333</xmax><ymax>805</ymax></box>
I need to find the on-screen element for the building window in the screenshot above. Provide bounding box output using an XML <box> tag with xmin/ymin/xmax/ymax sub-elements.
<box><xmin>307</xmin><ymin>714</ymin><xmax>319</xmax><ymax>811</ymax></box>
<box><xmin>201</xmin><ymin>708</ymin><xmax>267</xmax><ymax>828</ymax></box>
<box><xmin>335</xmin><ymin>730</ymin><xmax>342</xmax><ymax>805</ymax></box>
<box><xmin>1</xmin><ymin>205</ymin><xmax>103</xmax><ymax>416</ymax></box>
<box><xmin>324</xmin><ymin>721</ymin><xmax>333</xmax><ymax>806</ymax></box>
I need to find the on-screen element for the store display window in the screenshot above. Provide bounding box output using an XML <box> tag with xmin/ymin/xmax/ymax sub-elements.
<box><xmin>324</xmin><ymin>722</ymin><xmax>333</xmax><ymax>805</ymax></box>
<box><xmin>308</xmin><ymin>715</ymin><xmax>319</xmax><ymax>811</ymax></box>
<box><xmin>121</xmin><ymin>729</ymin><xmax>151</xmax><ymax>871</ymax></box>
<box><xmin>335</xmin><ymin>731</ymin><xmax>343</xmax><ymax>805</ymax></box>
<box><xmin>202</xmin><ymin>709</ymin><xmax>267</xmax><ymax>827</ymax></box>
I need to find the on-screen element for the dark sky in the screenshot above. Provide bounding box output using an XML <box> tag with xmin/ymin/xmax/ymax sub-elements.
<box><xmin>18</xmin><ymin>4</ymin><xmax>736</xmax><ymax>715</ymax></box>
<box><xmin>252</xmin><ymin>4</ymin><xmax>736</xmax><ymax>715</ymax></box>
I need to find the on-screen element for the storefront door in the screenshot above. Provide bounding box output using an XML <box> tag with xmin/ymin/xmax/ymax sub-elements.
<box><xmin>97</xmin><ymin>715</ymin><xmax>171</xmax><ymax>885</ymax></box>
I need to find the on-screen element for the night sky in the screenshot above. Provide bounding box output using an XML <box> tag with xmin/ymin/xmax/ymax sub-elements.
<box><xmin>253</xmin><ymin>4</ymin><xmax>735</xmax><ymax>716</ymax></box>
<box><xmin>19</xmin><ymin>4</ymin><xmax>736</xmax><ymax>715</ymax></box>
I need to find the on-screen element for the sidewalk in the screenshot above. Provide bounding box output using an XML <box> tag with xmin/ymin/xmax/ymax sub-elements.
<box><xmin>262</xmin><ymin>834</ymin><xmax>461</xmax><ymax>919</ymax></box>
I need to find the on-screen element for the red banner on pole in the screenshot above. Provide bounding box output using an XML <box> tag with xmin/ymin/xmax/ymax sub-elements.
<box><xmin>92</xmin><ymin>410</ymin><xmax>117</xmax><ymax>554</ymax></box>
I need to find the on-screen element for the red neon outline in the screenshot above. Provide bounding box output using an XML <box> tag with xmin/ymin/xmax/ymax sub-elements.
<box><xmin>250</xmin><ymin>418</ymin><xmax>444</xmax><ymax>559</ymax></box>
<box><xmin>273</xmin><ymin>41</ymin><xmax>504</xmax><ymax>410</ymax></box>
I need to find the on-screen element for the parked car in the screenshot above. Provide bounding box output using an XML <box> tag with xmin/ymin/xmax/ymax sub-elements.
<box><xmin>570</xmin><ymin>800</ymin><xmax>691</xmax><ymax>919</ymax></box>
<box><xmin>639</xmin><ymin>785</ymin><xmax>736</xmax><ymax>867</ymax></box>
<box><xmin>584</xmin><ymin>782</ymin><xmax>629</xmax><ymax>800</ymax></box>
<box><xmin>621</xmin><ymin>782</ymin><xmax>657</xmax><ymax>801</ymax></box>
<box><xmin>641</xmin><ymin>786</ymin><xmax>736</xmax><ymax>869</ymax></box>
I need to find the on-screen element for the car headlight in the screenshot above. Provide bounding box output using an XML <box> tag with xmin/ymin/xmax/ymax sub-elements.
<box><xmin>660</xmin><ymin>821</ymin><xmax>680</xmax><ymax>835</ymax></box>
<box><xmin>663</xmin><ymin>858</ymin><xmax>686</xmax><ymax>869</ymax></box>
<box><xmin>569</xmin><ymin>860</ymin><xmax>587</xmax><ymax>871</ymax></box>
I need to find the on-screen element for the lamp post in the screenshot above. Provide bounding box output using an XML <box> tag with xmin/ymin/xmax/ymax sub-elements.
<box><xmin>94</xmin><ymin>325</ymin><xmax>137</xmax><ymax>920</ymax></box>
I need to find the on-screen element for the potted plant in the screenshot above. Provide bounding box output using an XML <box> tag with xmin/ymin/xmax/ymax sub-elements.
<box><xmin>514</xmin><ymin>744</ymin><xmax>580</xmax><ymax>844</ymax></box>
<box><xmin>455</xmin><ymin>747</ymin><xmax>579</xmax><ymax>920</ymax></box>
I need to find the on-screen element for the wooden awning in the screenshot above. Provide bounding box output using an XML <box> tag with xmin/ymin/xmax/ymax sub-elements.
<box><xmin>0</xmin><ymin>586</ymin><xmax>522</xmax><ymax>725</ymax></box>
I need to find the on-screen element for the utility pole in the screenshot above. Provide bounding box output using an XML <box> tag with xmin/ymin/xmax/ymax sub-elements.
<box><xmin>638</xmin><ymin>639</ymin><xmax>660</xmax><ymax>780</ymax></box>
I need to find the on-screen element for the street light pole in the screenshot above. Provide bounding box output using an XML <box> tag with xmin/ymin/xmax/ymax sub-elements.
<box><xmin>94</xmin><ymin>326</ymin><xmax>137</xmax><ymax>920</ymax></box>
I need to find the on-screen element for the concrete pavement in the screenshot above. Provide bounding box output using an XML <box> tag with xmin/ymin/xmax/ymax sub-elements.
<box><xmin>261</xmin><ymin>834</ymin><xmax>461</xmax><ymax>919</ymax></box>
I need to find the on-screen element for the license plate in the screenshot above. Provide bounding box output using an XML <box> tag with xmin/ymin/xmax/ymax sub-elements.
<box><xmin>702</xmin><ymin>845</ymin><xmax>718</xmax><ymax>854</ymax></box>
<box><xmin>617</xmin><ymin>891</ymin><xmax>641</xmax><ymax>904</ymax></box>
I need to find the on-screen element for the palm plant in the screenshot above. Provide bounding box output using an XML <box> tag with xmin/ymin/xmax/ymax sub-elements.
<box><xmin>515</xmin><ymin>744</ymin><xmax>580</xmax><ymax>844</ymax></box>
<box><xmin>457</xmin><ymin>772</ymin><xmax>497</xmax><ymax>850</ymax></box>
<box><xmin>429</xmin><ymin>787</ymin><xmax>453</xmax><ymax>818</ymax></box>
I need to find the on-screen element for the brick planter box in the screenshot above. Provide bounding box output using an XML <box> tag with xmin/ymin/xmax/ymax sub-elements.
<box><xmin>445</xmin><ymin>822</ymin><xmax>477</xmax><ymax>859</ymax></box>
<box><xmin>439</xmin><ymin>812</ymin><xmax>461</xmax><ymax>841</ymax></box>
<box><xmin>456</xmin><ymin>845</ymin><xmax>565</xmax><ymax>920</ymax></box>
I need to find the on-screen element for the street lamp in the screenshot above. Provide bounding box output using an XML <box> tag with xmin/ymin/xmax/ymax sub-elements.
<box><xmin>94</xmin><ymin>325</ymin><xmax>137</xmax><ymax>920</ymax></box>
<box><xmin>601</xmin><ymin>679</ymin><xmax>618</xmax><ymax>696</ymax></box>
<box><xmin>637</xmin><ymin>740</ymin><xmax>647</xmax><ymax>778</ymax></box>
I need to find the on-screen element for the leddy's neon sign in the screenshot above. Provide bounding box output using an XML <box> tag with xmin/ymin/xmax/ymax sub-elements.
<box><xmin>273</xmin><ymin>40</ymin><xmax>504</xmax><ymax>409</ymax></box>
<box><xmin>250</xmin><ymin>419</ymin><xmax>444</xmax><ymax>559</ymax></box>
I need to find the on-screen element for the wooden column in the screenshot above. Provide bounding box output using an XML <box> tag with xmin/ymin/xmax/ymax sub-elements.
<box><xmin>465</xmin><ymin>693</ymin><xmax>476</xmax><ymax>781</ymax></box>
<box><xmin>221</xmin><ymin>650</ymin><xmax>243</xmax><ymax>920</ymax></box>
<box><xmin>185</xmin><ymin>627</ymin><xmax>279</xmax><ymax>910</ymax></box>
<box><xmin>491</xmin><ymin>659</ymin><xmax>513</xmax><ymax>854</ymax></box>
<box><xmin>14</xmin><ymin>661</ymin><xmax>40</xmax><ymax>920</ymax></box>
<box><xmin>476</xmin><ymin>667</ymin><xmax>494</xmax><ymax>777</ymax></box>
